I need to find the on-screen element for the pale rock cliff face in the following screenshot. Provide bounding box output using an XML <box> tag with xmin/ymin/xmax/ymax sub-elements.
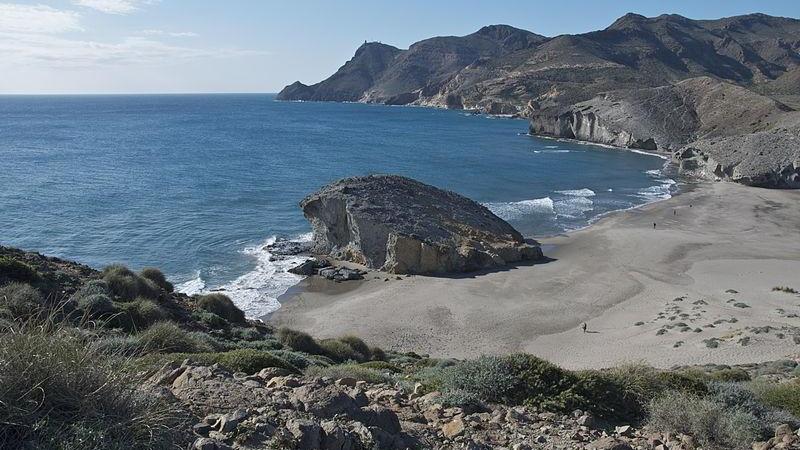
<box><xmin>300</xmin><ymin>175</ymin><xmax>542</xmax><ymax>274</ymax></box>
<box><xmin>529</xmin><ymin>77</ymin><xmax>800</xmax><ymax>188</ymax></box>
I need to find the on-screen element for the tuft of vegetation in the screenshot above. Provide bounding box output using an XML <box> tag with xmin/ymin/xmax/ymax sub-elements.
<box><xmin>137</xmin><ymin>321</ymin><xmax>213</xmax><ymax>353</ymax></box>
<box><xmin>181</xmin><ymin>349</ymin><xmax>298</xmax><ymax>374</ymax></box>
<box><xmin>191</xmin><ymin>310</ymin><xmax>229</xmax><ymax>330</ymax></box>
<box><xmin>772</xmin><ymin>286</ymin><xmax>799</xmax><ymax>294</ymax></box>
<box><xmin>0</xmin><ymin>282</ymin><xmax>45</xmax><ymax>319</ymax></box>
<box><xmin>102</xmin><ymin>265</ymin><xmax>161</xmax><ymax>301</ymax></box>
<box><xmin>319</xmin><ymin>338</ymin><xmax>364</xmax><ymax>363</ymax></box>
<box><xmin>370</xmin><ymin>346</ymin><xmax>387</xmax><ymax>361</ymax></box>
<box><xmin>306</xmin><ymin>363</ymin><xmax>391</xmax><ymax>384</ymax></box>
<box><xmin>433</xmin><ymin>354</ymin><xmax>578</xmax><ymax>410</ymax></box>
<box><xmin>139</xmin><ymin>268</ymin><xmax>173</xmax><ymax>293</ymax></box>
<box><xmin>277</xmin><ymin>327</ymin><xmax>323</xmax><ymax>355</ymax></box>
<box><xmin>648</xmin><ymin>390</ymin><xmax>762</xmax><ymax>450</ymax></box>
<box><xmin>0</xmin><ymin>322</ymin><xmax>188</xmax><ymax>449</ymax></box>
<box><xmin>709</xmin><ymin>382</ymin><xmax>799</xmax><ymax>431</ymax></box>
<box><xmin>750</xmin><ymin>380</ymin><xmax>800</xmax><ymax>417</ymax></box>
<box><xmin>709</xmin><ymin>368</ymin><xmax>752</xmax><ymax>383</ymax></box>
<box><xmin>116</xmin><ymin>298</ymin><xmax>169</xmax><ymax>331</ymax></box>
<box><xmin>360</xmin><ymin>360</ymin><xmax>402</xmax><ymax>373</ymax></box>
<box><xmin>0</xmin><ymin>257</ymin><xmax>38</xmax><ymax>283</ymax></box>
<box><xmin>195</xmin><ymin>293</ymin><xmax>246</xmax><ymax>324</ymax></box>
<box><xmin>337</xmin><ymin>335</ymin><xmax>372</xmax><ymax>360</ymax></box>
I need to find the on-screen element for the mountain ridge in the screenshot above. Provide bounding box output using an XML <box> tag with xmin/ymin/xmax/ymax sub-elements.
<box><xmin>277</xmin><ymin>12</ymin><xmax>800</xmax><ymax>188</ymax></box>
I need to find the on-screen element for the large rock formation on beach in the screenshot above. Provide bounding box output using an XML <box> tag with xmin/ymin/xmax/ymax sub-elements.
<box><xmin>278</xmin><ymin>13</ymin><xmax>800</xmax><ymax>188</ymax></box>
<box><xmin>300</xmin><ymin>175</ymin><xmax>542</xmax><ymax>274</ymax></box>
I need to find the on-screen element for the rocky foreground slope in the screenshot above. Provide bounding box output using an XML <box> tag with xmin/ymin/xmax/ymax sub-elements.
<box><xmin>4</xmin><ymin>247</ymin><xmax>800</xmax><ymax>449</ymax></box>
<box><xmin>278</xmin><ymin>13</ymin><xmax>800</xmax><ymax>188</ymax></box>
<box><xmin>300</xmin><ymin>175</ymin><xmax>542</xmax><ymax>274</ymax></box>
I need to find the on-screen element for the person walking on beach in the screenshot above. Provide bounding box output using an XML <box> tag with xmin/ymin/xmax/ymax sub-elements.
<box><xmin>581</xmin><ymin>322</ymin><xmax>587</xmax><ymax>333</ymax></box>
<box><xmin>653</xmin><ymin>222</ymin><xmax>657</xmax><ymax>230</ymax></box>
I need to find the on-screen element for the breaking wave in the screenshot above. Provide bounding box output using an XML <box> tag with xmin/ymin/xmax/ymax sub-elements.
<box><xmin>485</xmin><ymin>197</ymin><xmax>555</xmax><ymax>221</ymax></box>
<box><xmin>175</xmin><ymin>233</ymin><xmax>312</xmax><ymax>318</ymax></box>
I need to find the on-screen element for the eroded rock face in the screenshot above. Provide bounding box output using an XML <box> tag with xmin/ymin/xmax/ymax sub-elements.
<box><xmin>300</xmin><ymin>175</ymin><xmax>542</xmax><ymax>274</ymax></box>
<box><xmin>529</xmin><ymin>77</ymin><xmax>800</xmax><ymax>188</ymax></box>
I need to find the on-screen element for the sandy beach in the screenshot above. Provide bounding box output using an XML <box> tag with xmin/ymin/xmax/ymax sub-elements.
<box><xmin>270</xmin><ymin>182</ymin><xmax>800</xmax><ymax>369</ymax></box>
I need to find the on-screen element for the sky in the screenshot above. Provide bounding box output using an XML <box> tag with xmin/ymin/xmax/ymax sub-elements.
<box><xmin>1</xmin><ymin>0</ymin><xmax>798</xmax><ymax>94</ymax></box>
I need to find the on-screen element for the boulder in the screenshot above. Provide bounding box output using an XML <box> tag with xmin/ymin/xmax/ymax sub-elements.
<box><xmin>301</xmin><ymin>175</ymin><xmax>543</xmax><ymax>274</ymax></box>
<box><xmin>442</xmin><ymin>418</ymin><xmax>466</xmax><ymax>439</ymax></box>
<box><xmin>286</xmin><ymin>419</ymin><xmax>323</xmax><ymax>450</ymax></box>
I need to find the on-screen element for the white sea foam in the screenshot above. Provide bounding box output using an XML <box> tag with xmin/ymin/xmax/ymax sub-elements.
<box><xmin>555</xmin><ymin>188</ymin><xmax>595</xmax><ymax>197</ymax></box>
<box><xmin>485</xmin><ymin>197</ymin><xmax>554</xmax><ymax>221</ymax></box>
<box><xmin>554</xmin><ymin>196</ymin><xmax>594</xmax><ymax>218</ymax></box>
<box><xmin>175</xmin><ymin>233</ymin><xmax>312</xmax><ymax>319</ymax></box>
<box><xmin>636</xmin><ymin>170</ymin><xmax>677</xmax><ymax>201</ymax></box>
<box><xmin>175</xmin><ymin>270</ymin><xmax>205</xmax><ymax>296</ymax></box>
<box><xmin>533</xmin><ymin>149</ymin><xmax>571</xmax><ymax>154</ymax></box>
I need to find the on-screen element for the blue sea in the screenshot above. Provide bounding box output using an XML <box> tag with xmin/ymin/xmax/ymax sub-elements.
<box><xmin>0</xmin><ymin>94</ymin><xmax>675</xmax><ymax>316</ymax></box>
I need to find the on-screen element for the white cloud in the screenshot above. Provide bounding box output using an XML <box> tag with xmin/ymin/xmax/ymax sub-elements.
<box><xmin>0</xmin><ymin>1</ymin><xmax>265</xmax><ymax>79</ymax></box>
<box><xmin>0</xmin><ymin>32</ymin><xmax>265</xmax><ymax>68</ymax></box>
<box><xmin>141</xmin><ymin>29</ymin><xmax>198</xmax><ymax>37</ymax></box>
<box><xmin>0</xmin><ymin>3</ymin><xmax>82</xmax><ymax>33</ymax></box>
<box><xmin>73</xmin><ymin>0</ymin><xmax>158</xmax><ymax>15</ymax></box>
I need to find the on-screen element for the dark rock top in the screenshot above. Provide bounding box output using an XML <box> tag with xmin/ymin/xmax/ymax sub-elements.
<box><xmin>300</xmin><ymin>175</ymin><xmax>542</xmax><ymax>274</ymax></box>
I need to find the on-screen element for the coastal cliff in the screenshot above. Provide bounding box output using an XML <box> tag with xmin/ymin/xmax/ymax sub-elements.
<box><xmin>278</xmin><ymin>13</ymin><xmax>800</xmax><ymax>188</ymax></box>
<box><xmin>300</xmin><ymin>175</ymin><xmax>542</xmax><ymax>274</ymax></box>
<box><xmin>529</xmin><ymin>77</ymin><xmax>800</xmax><ymax>187</ymax></box>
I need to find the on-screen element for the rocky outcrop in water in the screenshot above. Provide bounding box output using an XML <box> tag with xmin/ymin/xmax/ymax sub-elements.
<box><xmin>300</xmin><ymin>175</ymin><xmax>542</xmax><ymax>274</ymax></box>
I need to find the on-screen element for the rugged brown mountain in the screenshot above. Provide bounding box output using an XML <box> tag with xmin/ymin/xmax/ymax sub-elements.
<box><xmin>277</xmin><ymin>13</ymin><xmax>800</xmax><ymax>188</ymax></box>
<box><xmin>278</xmin><ymin>13</ymin><xmax>800</xmax><ymax>111</ymax></box>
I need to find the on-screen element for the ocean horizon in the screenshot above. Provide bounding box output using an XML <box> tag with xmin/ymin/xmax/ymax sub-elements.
<box><xmin>0</xmin><ymin>94</ymin><xmax>675</xmax><ymax>317</ymax></box>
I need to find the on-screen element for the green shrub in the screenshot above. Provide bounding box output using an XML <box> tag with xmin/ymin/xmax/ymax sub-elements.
<box><xmin>360</xmin><ymin>361</ymin><xmax>402</xmax><ymax>373</ymax></box>
<box><xmin>437</xmin><ymin>354</ymin><xmax>574</xmax><ymax>407</ymax></box>
<box><xmin>438</xmin><ymin>389</ymin><xmax>485</xmax><ymax>410</ymax></box>
<box><xmin>370</xmin><ymin>346</ymin><xmax>387</xmax><ymax>361</ymax></box>
<box><xmin>751</xmin><ymin>381</ymin><xmax>800</xmax><ymax>417</ymax></box>
<box><xmin>102</xmin><ymin>265</ymin><xmax>161</xmax><ymax>301</ymax></box>
<box><xmin>92</xmin><ymin>335</ymin><xmax>142</xmax><ymax>356</ymax></box>
<box><xmin>277</xmin><ymin>327</ymin><xmax>323</xmax><ymax>354</ymax></box>
<box><xmin>117</xmin><ymin>298</ymin><xmax>169</xmax><ymax>331</ymax></box>
<box><xmin>235</xmin><ymin>338</ymin><xmax>282</xmax><ymax>352</ymax></box>
<box><xmin>709</xmin><ymin>382</ymin><xmax>799</xmax><ymax>431</ymax></box>
<box><xmin>181</xmin><ymin>349</ymin><xmax>296</xmax><ymax>374</ymax></box>
<box><xmin>139</xmin><ymin>268</ymin><xmax>173</xmax><ymax>292</ymax></box>
<box><xmin>78</xmin><ymin>294</ymin><xmax>116</xmax><ymax>319</ymax></box>
<box><xmin>196</xmin><ymin>293</ymin><xmax>246</xmax><ymax>324</ymax></box>
<box><xmin>648</xmin><ymin>390</ymin><xmax>762</xmax><ymax>450</ymax></box>
<box><xmin>191</xmin><ymin>310</ymin><xmax>229</xmax><ymax>330</ymax></box>
<box><xmin>320</xmin><ymin>338</ymin><xmax>362</xmax><ymax>363</ymax></box>
<box><xmin>0</xmin><ymin>325</ymin><xmax>187</xmax><ymax>449</ymax></box>
<box><xmin>137</xmin><ymin>322</ymin><xmax>212</xmax><ymax>353</ymax></box>
<box><xmin>604</xmin><ymin>364</ymin><xmax>708</xmax><ymax>404</ymax></box>
<box><xmin>338</xmin><ymin>335</ymin><xmax>372</xmax><ymax>359</ymax></box>
<box><xmin>0</xmin><ymin>257</ymin><xmax>38</xmax><ymax>283</ymax></box>
<box><xmin>710</xmin><ymin>368</ymin><xmax>751</xmax><ymax>382</ymax></box>
<box><xmin>306</xmin><ymin>363</ymin><xmax>391</xmax><ymax>384</ymax></box>
<box><xmin>270</xmin><ymin>349</ymin><xmax>329</xmax><ymax>370</ymax></box>
<box><xmin>0</xmin><ymin>282</ymin><xmax>45</xmax><ymax>318</ymax></box>
<box><xmin>230</xmin><ymin>326</ymin><xmax>262</xmax><ymax>341</ymax></box>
